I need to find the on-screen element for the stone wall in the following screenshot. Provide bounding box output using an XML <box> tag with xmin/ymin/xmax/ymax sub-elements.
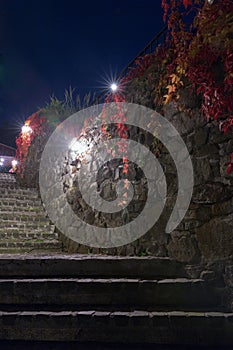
<box><xmin>15</xmin><ymin>81</ymin><xmax>233</xmax><ymax>308</ymax></box>
<box><xmin>53</xmin><ymin>88</ymin><xmax>233</xmax><ymax>310</ymax></box>
<box><xmin>16</xmin><ymin>124</ymin><xmax>54</xmax><ymax>189</ymax></box>
<box><xmin>61</xmin><ymin>121</ymin><xmax>160</xmax><ymax>255</ymax></box>
<box><xmin>60</xmin><ymin>93</ymin><xmax>233</xmax><ymax>264</ymax></box>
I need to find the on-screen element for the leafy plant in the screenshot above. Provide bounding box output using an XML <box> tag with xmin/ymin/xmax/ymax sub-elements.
<box><xmin>161</xmin><ymin>0</ymin><xmax>233</xmax><ymax>171</ymax></box>
<box><xmin>15</xmin><ymin>89</ymin><xmax>94</xmax><ymax>180</ymax></box>
<box><xmin>116</xmin><ymin>0</ymin><xmax>233</xmax><ymax>173</ymax></box>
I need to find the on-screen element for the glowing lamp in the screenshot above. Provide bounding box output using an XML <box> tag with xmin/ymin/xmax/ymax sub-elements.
<box><xmin>69</xmin><ymin>137</ymin><xmax>89</xmax><ymax>154</ymax></box>
<box><xmin>12</xmin><ymin>160</ymin><xmax>18</xmax><ymax>167</ymax></box>
<box><xmin>22</xmin><ymin>125</ymin><xmax>32</xmax><ymax>134</ymax></box>
<box><xmin>110</xmin><ymin>83</ymin><xmax>118</xmax><ymax>92</ymax></box>
<box><xmin>69</xmin><ymin>138</ymin><xmax>80</xmax><ymax>152</ymax></box>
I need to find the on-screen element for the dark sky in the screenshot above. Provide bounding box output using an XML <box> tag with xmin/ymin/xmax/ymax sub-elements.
<box><xmin>0</xmin><ymin>0</ymin><xmax>164</xmax><ymax>145</ymax></box>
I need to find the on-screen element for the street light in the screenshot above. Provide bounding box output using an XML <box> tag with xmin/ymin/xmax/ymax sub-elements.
<box><xmin>22</xmin><ymin>125</ymin><xmax>32</xmax><ymax>134</ymax></box>
<box><xmin>110</xmin><ymin>83</ymin><xmax>118</xmax><ymax>92</ymax></box>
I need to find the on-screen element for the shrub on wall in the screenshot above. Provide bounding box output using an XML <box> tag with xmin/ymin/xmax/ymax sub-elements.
<box><xmin>113</xmin><ymin>0</ymin><xmax>233</xmax><ymax>173</ymax></box>
<box><xmin>15</xmin><ymin>89</ymin><xmax>93</xmax><ymax>187</ymax></box>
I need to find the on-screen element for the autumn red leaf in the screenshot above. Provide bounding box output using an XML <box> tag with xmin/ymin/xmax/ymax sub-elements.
<box><xmin>182</xmin><ymin>0</ymin><xmax>192</xmax><ymax>9</ymax></box>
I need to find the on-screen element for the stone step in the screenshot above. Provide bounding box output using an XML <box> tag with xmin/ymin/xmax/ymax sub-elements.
<box><xmin>0</xmin><ymin>178</ymin><xmax>16</xmax><ymax>183</ymax></box>
<box><xmin>0</xmin><ymin>198</ymin><xmax>42</xmax><ymax>207</ymax></box>
<box><xmin>0</xmin><ymin>175</ymin><xmax>62</xmax><ymax>255</ymax></box>
<box><xmin>0</xmin><ymin>247</ymin><xmax>62</xmax><ymax>254</ymax></box>
<box><xmin>0</xmin><ymin>230</ymin><xmax>57</xmax><ymax>240</ymax></box>
<box><xmin>0</xmin><ymin>173</ymin><xmax>16</xmax><ymax>178</ymax></box>
<box><xmin>0</xmin><ymin>206</ymin><xmax>47</xmax><ymax>217</ymax></box>
<box><xmin>0</xmin><ymin>278</ymin><xmax>221</xmax><ymax>311</ymax></box>
<box><xmin>0</xmin><ymin>224</ymin><xmax>54</xmax><ymax>232</ymax></box>
<box><xmin>0</xmin><ymin>255</ymin><xmax>190</xmax><ymax>279</ymax></box>
<box><xmin>0</xmin><ymin>310</ymin><xmax>232</xmax><ymax>345</ymax></box>
<box><xmin>0</xmin><ymin>198</ymin><xmax>44</xmax><ymax>211</ymax></box>
<box><xmin>0</xmin><ymin>195</ymin><xmax>39</xmax><ymax>202</ymax></box>
<box><xmin>0</xmin><ymin>182</ymin><xmax>19</xmax><ymax>188</ymax></box>
<box><xmin>0</xmin><ymin>209</ymin><xmax>48</xmax><ymax>218</ymax></box>
<box><xmin>0</xmin><ymin>188</ymin><xmax>39</xmax><ymax>199</ymax></box>
<box><xmin>0</xmin><ymin>174</ymin><xmax>16</xmax><ymax>181</ymax></box>
<box><xmin>0</xmin><ymin>213</ymin><xmax>50</xmax><ymax>222</ymax></box>
<box><xmin>0</xmin><ymin>182</ymin><xmax>36</xmax><ymax>190</ymax></box>
<box><xmin>0</xmin><ymin>237</ymin><xmax>61</xmax><ymax>250</ymax></box>
<box><xmin>0</xmin><ymin>205</ymin><xmax>45</xmax><ymax>214</ymax></box>
<box><xmin>0</xmin><ymin>180</ymin><xmax>17</xmax><ymax>186</ymax></box>
<box><xmin>0</xmin><ymin>221</ymin><xmax>53</xmax><ymax>230</ymax></box>
<box><xmin>0</xmin><ymin>240</ymin><xmax>62</xmax><ymax>256</ymax></box>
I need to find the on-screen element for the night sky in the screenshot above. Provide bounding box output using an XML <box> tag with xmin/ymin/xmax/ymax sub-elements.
<box><xmin>0</xmin><ymin>0</ymin><xmax>164</xmax><ymax>146</ymax></box>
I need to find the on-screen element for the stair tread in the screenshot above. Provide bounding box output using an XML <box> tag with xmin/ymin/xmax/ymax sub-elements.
<box><xmin>0</xmin><ymin>239</ymin><xmax>60</xmax><ymax>244</ymax></box>
<box><xmin>0</xmin><ymin>309</ymin><xmax>232</xmax><ymax>344</ymax></box>
<box><xmin>0</xmin><ymin>277</ymin><xmax>203</xmax><ymax>282</ymax></box>
<box><xmin>0</xmin><ymin>198</ymin><xmax>41</xmax><ymax>203</ymax></box>
<box><xmin>0</xmin><ymin>226</ymin><xmax>55</xmax><ymax>231</ymax></box>
<box><xmin>0</xmin><ymin>232</ymin><xmax>56</xmax><ymax>237</ymax></box>
<box><xmin>0</xmin><ymin>205</ymin><xmax>44</xmax><ymax>210</ymax></box>
<box><xmin>0</xmin><ymin>188</ymin><xmax>38</xmax><ymax>193</ymax></box>
<box><xmin>0</xmin><ymin>212</ymin><xmax>49</xmax><ymax>216</ymax></box>
<box><xmin>0</xmin><ymin>310</ymin><xmax>231</xmax><ymax>318</ymax></box>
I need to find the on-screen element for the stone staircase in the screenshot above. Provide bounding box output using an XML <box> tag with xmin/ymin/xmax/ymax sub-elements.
<box><xmin>0</xmin><ymin>173</ymin><xmax>62</xmax><ymax>253</ymax></box>
<box><xmin>0</xmin><ymin>174</ymin><xmax>233</xmax><ymax>346</ymax></box>
<box><xmin>0</xmin><ymin>254</ymin><xmax>232</xmax><ymax>345</ymax></box>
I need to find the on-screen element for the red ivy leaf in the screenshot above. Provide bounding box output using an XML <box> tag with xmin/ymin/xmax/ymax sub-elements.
<box><xmin>183</xmin><ymin>0</ymin><xmax>192</xmax><ymax>9</ymax></box>
<box><xmin>226</xmin><ymin>163</ymin><xmax>233</xmax><ymax>175</ymax></box>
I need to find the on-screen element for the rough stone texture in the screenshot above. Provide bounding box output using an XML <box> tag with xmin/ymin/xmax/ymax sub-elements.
<box><xmin>167</xmin><ymin>231</ymin><xmax>198</xmax><ymax>263</ymax></box>
<box><xmin>0</xmin><ymin>310</ymin><xmax>233</xmax><ymax>345</ymax></box>
<box><xmin>0</xmin><ymin>254</ymin><xmax>231</xmax><ymax>345</ymax></box>
<box><xmin>13</xmin><ymin>82</ymin><xmax>233</xmax><ymax>309</ymax></box>
<box><xmin>57</xmin><ymin>89</ymin><xmax>233</xmax><ymax>268</ymax></box>
<box><xmin>195</xmin><ymin>214</ymin><xmax>233</xmax><ymax>261</ymax></box>
<box><xmin>14</xmin><ymin>85</ymin><xmax>233</xmax><ymax>267</ymax></box>
<box><xmin>0</xmin><ymin>173</ymin><xmax>62</xmax><ymax>253</ymax></box>
<box><xmin>16</xmin><ymin>124</ymin><xmax>53</xmax><ymax>189</ymax></box>
<box><xmin>0</xmin><ymin>255</ymin><xmax>189</xmax><ymax>279</ymax></box>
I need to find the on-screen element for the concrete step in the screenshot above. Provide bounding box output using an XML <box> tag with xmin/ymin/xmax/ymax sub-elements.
<box><xmin>0</xmin><ymin>310</ymin><xmax>232</xmax><ymax>345</ymax></box>
<box><xmin>0</xmin><ymin>188</ymin><xmax>39</xmax><ymax>199</ymax></box>
<box><xmin>0</xmin><ymin>240</ymin><xmax>62</xmax><ymax>250</ymax></box>
<box><xmin>0</xmin><ymin>205</ymin><xmax>44</xmax><ymax>213</ymax></box>
<box><xmin>0</xmin><ymin>178</ymin><xmax>16</xmax><ymax>183</ymax></box>
<box><xmin>0</xmin><ymin>221</ymin><xmax>52</xmax><ymax>229</ymax></box>
<box><xmin>0</xmin><ymin>255</ymin><xmax>190</xmax><ymax>279</ymax></box>
<box><xmin>0</xmin><ymin>182</ymin><xmax>19</xmax><ymax>189</ymax></box>
<box><xmin>0</xmin><ymin>198</ymin><xmax>42</xmax><ymax>207</ymax></box>
<box><xmin>0</xmin><ymin>231</ymin><xmax>57</xmax><ymax>240</ymax></box>
<box><xmin>0</xmin><ymin>277</ymin><xmax>221</xmax><ymax>311</ymax></box>
<box><xmin>0</xmin><ymin>211</ymin><xmax>49</xmax><ymax>221</ymax></box>
<box><xmin>0</xmin><ymin>180</ymin><xmax>17</xmax><ymax>186</ymax></box>
<box><xmin>0</xmin><ymin>175</ymin><xmax>62</xmax><ymax>255</ymax></box>
<box><xmin>0</xmin><ymin>174</ymin><xmax>16</xmax><ymax>182</ymax></box>
<box><xmin>0</xmin><ymin>247</ymin><xmax>62</xmax><ymax>254</ymax></box>
<box><xmin>0</xmin><ymin>213</ymin><xmax>50</xmax><ymax>223</ymax></box>
<box><xmin>0</xmin><ymin>254</ymin><xmax>228</xmax><ymax>345</ymax></box>
<box><xmin>0</xmin><ymin>243</ymin><xmax>62</xmax><ymax>254</ymax></box>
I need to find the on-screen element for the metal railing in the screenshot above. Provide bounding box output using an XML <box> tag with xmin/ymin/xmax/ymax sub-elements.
<box><xmin>92</xmin><ymin>25</ymin><xmax>167</xmax><ymax>105</ymax></box>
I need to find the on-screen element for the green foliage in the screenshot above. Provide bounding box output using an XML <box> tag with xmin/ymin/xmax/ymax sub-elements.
<box><xmin>15</xmin><ymin>88</ymin><xmax>95</xmax><ymax>185</ymax></box>
<box><xmin>42</xmin><ymin>87</ymin><xmax>95</xmax><ymax>128</ymax></box>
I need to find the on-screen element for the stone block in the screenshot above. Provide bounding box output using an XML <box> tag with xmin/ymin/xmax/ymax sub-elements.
<box><xmin>167</xmin><ymin>231</ymin><xmax>198</xmax><ymax>262</ymax></box>
<box><xmin>196</xmin><ymin>214</ymin><xmax>233</xmax><ymax>261</ymax></box>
